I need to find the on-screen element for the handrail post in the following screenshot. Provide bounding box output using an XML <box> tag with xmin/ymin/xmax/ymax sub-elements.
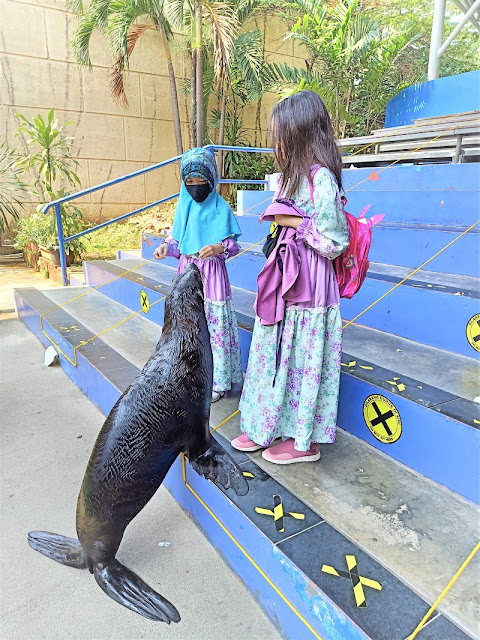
<box><xmin>55</xmin><ymin>203</ymin><xmax>68</xmax><ymax>286</ymax></box>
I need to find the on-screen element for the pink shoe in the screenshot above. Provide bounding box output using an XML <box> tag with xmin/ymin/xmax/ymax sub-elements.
<box><xmin>231</xmin><ymin>434</ymin><xmax>264</xmax><ymax>452</ymax></box>
<box><xmin>262</xmin><ymin>439</ymin><xmax>320</xmax><ymax>465</ymax></box>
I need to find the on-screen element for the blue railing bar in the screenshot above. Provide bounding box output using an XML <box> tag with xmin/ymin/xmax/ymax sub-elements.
<box><xmin>55</xmin><ymin>203</ymin><xmax>68</xmax><ymax>286</ymax></box>
<box><xmin>65</xmin><ymin>193</ymin><xmax>181</xmax><ymax>243</ymax></box>
<box><xmin>219</xmin><ymin>179</ymin><xmax>267</xmax><ymax>185</ymax></box>
<box><xmin>207</xmin><ymin>144</ymin><xmax>275</xmax><ymax>154</ymax></box>
<box><xmin>42</xmin><ymin>154</ymin><xmax>182</xmax><ymax>213</ymax></box>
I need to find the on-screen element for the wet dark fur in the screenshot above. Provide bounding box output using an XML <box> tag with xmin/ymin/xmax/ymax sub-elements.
<box><xmin>28</xmin><ymin>263</ymin><xmax>248</xmax><ymax>623</ymax></box>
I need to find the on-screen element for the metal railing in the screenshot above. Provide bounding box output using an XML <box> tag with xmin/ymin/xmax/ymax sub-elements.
<box><xmin>42</xmin><ymin>145</ymin><xmax>274</xmax><ymax>286</ymax></box>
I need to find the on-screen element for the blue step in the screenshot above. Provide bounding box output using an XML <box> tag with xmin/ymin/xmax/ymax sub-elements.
<box><xmin>342</xmin><ymin>162</ymin><xmax>480</xmax><ymax>194</ymax></box>
<box><xmin>236</xmin><ymin>164</ymin><xmax>480</xmax><ymax>224</ymax></box>
<box><xmin>91</xmin><ymin>255</ymin><xmax>480</xmax><ymax>357</ymax></box>
<box><xmin>82</xmin><ymin>258</ymin><xmax>480</xmax><ymax>505</ymax></box>
<box><xmin>370</xmin><ymin>224</ymin><xmax>479</xmax><ymax>277</ymax></box>
<box><xmin>13</xmin><ymin>285</ymin><xmax>474</xmax><ymax>640</ymax></box>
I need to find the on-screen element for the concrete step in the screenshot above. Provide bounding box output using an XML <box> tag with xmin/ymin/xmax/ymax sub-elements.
<box><xmin>14</xmin><ymin>285</ymin><xmax>478</xmax><ymax>640</ymax></box>
<box><xmin>81</xmin><ymin>259</ymin><xmax>480</xmax><ymax>503</ymax></box>
<box><xmin>156</xmin><ymin>246</ymin><xmax>479</xmax><ymax>357</ymax></box>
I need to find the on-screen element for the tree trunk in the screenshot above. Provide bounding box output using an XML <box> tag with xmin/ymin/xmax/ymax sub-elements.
<box><xmin>190</xmin><ymin>48</ymin><xmax>197</xmax><ymax>147</ymax></box>
<box><xmin>217</xmin><ymin>83</ymin><xmax>227</xmax><ymax>177</ymax></box>
<box><xmin>159</xmin><ymin>26</ymin><xmax>183</xmax><ymax>155</ymax></box>
<box><xmin>194</xmin><ymin>2</ymin><xmax>204</xmax><ymax>146</ymax></box>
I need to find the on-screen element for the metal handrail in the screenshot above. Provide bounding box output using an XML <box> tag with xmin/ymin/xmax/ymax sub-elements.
<box><xmin>41</xmin><ymin>145</ymin><xmax>274</xmax><ymax>285</ymax></box>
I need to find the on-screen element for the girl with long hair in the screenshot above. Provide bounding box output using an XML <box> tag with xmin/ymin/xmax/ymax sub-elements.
<box><xmin>231</xmin><ymin>90</ymin><xmax>349</xmax><ymax>464</ymax></box>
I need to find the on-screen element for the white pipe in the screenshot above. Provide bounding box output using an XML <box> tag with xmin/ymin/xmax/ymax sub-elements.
<box><xmin>438</xmin><ymin>0</ymin><xmax>480</xmax><ymax>55</ymax></box>
<box><xmin>450</xmin><ymin>0</ymin><xmax>480</xmax><ymax>30</ymax></box>
<box><xmin>428</xmin><ymin>0</ymin><xmax>446</xmax><ymax>80</ymax></box>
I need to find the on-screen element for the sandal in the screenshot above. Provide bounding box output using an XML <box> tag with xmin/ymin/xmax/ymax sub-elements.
<box><xmin>262</xmin><ymin>439</ymin><xmax>321</xmax><ymax>465</ymax></box>
<box><xmin>211</xmin><ymin>390</ymin><xmax>225</xmax><ymax>403</ymax></box>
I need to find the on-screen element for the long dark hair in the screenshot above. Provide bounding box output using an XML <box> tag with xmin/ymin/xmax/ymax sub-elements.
<box><xmin>269</xmin><ymin>90</ymin><xmax>343</xmax><ymax>197</ymax></box>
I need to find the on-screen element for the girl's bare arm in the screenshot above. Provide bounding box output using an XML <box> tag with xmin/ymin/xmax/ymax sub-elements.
<box><xmin>274</xmin><ymin>214</ymin><xmax>302</xmax><ymax>229</ymax></box>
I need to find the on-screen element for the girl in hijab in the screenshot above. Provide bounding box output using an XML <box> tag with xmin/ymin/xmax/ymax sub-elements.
<box><xmin>154</xmin><ymin>147</ymin><xmax>243</xmax><ymax>402</ymax></box>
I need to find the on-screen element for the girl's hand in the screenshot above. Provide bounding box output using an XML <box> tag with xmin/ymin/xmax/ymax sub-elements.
<box><xmin>199</xmin><ymin>243</ymin><xmax>224</xmax><ymax>259</ymax></box>
<box><xmin>154</xmin><ymin>243</ymin><xmax>168</xmax><ymax>260</ymax></box>
<box><xmin>274</xmin><ymin>214</ymin><xmax>302</xmax><ymax>229</ymax></box>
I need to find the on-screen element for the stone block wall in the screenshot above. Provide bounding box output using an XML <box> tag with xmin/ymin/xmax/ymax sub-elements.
<box><xmin>1</xmin><ymin>0</ymin><xmax>306</xmax><ymax>222</ymax></box>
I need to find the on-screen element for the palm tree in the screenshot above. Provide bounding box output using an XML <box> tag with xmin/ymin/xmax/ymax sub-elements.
<box><xmin>268</xmin><ymin>0</ymin><xmax>416</xmax><ymax>137</ymax></box>
<box><xmin>69</xmin><ymin>0</ymin><xmax>184</xmax><ymax>154</ymax></box>
<box><xmin>170</xmin><ymin>0</ymin><xmax>238</xmax><ymax>146</ymax></box>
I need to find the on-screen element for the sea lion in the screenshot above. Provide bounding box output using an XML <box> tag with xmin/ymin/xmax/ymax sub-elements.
<box><xmin>28</xmin><ymin>263</ymin><xmax>248</xmax><ymax>623</ymax></box>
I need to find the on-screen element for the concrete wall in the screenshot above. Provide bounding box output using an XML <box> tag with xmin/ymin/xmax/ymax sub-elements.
<box><xmin>385</xmin><ymin>70</ymin><xmax>480</xmax><ymax>128</ymax></box>
<box><xmin>0</xmin><ymin>0</ymin><xmax>305</xmax><ymax>223</ymax></box>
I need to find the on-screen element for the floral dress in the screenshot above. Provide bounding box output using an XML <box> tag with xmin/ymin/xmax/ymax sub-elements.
<box><xmin>166</xmin><ymin>237</ymin><xmax>243</xmax><ymax>393</ymax></box>
<box><xmin>239</xmin><ymin>168</ymin><xmax>349</xmax><ymax>451</ymax></box>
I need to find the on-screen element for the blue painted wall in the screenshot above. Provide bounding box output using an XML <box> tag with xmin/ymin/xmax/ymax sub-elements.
<box><xmin>385</xmin><ymin>70</ymin><xmax>480</xmax><ymax>127</ymax></box>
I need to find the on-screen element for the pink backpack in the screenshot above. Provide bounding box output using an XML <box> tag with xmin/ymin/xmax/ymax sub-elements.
<box><xmin>309</xmin><ymin>166</ymin><xmax>384</xmax><ymax>299</ymax></box>
<box><xmin>334</xmin><ymin>196</ymin><xmax>384</xmax><ymax>299</ymax></box>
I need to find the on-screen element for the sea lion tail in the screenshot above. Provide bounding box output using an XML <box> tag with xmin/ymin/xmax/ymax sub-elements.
<box><xmin>94</xmin><ymin>559</ymin><xmax>181</xmax><ymax>624</ymax></box>
<box><xmin>190</xmin><ymin>439</ymin><xmax>249</xmax><ymax>496</ymax></box>
<box><xmin>27</xmin><ymin>531</ymin><xmax>87</xmax><ymax>568</ymax></box>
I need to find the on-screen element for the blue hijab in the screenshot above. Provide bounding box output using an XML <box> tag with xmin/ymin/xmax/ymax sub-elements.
<box><xmin>171</xmin><ymin>147</ymin><xmax>241</xmax><ymax>256</ymax></box>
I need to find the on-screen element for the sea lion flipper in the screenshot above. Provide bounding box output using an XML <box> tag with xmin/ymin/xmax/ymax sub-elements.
<box><xmin>190</xmin><ymin>439</ymin><xmax>249</xmax><ymax>496</ymax></box>
<box><xmin>94</xmin><ymin>559</ymin><xmax>181</xmax><ymax>624</ymax></box>
<box><xmin>27</xmin><ymin>531</ymin><xmax>87</xmax><ymax>568</ymax></box>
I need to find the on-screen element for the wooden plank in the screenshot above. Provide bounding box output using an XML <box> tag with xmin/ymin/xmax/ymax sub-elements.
<box><xmin>412</xmin><ymin>110</ymin><xmax>480</xmax><ymax>125</ymax></box>
<box><xmin>337</xmin><ymin>135</ymin><xmax>379</xmax><ymax>147</ymax></box>
<box><xmin>372</xmin><ymin>124</ymin><xmax>480</xmax><ymax>141</ymax></box>
<box><xmin>339</xmin><ymin>128</ymin><xmax>480</xmax><ymax>152</ymax></box>
<box><xmin>378</xmin><ymin>135</ymin><xmax>480</xmax><ymax>153</ymax></box>
<box><xmin>372</xmin><ymin>120</ymin><xmax>480</xmax><ymax>137</ymax></box>
<box><xmin>342</xmin><ymin>149</ymin><xmax>457</xmax><ymax>164</ymax></box>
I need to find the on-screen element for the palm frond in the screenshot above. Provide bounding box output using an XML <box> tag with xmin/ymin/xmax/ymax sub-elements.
<box><xmin>203</xmin><ymin>2</ymin><xmax>237</xmax><ymax>79</ymax></box>
<box><xmin>235</xmin><ymin>0</ymin><xmax>263</xmax><ymax>24</ymax></box>
<box><xmin>108</xmin><ymin>23</ymin><xmax>153</xmax><ymax>103</ymax></box>
<box><xmin>71</xmin><ymin>13</ymin><xmax>99</xmax><ymax>68</ymax></box>
<box><xmin>232</xmin><ymin>30</ymin><xmax>264</xmax><ymax>99</ymax></box>
<box><xmin>66</xmin><ymin>0</ymin><xmax>84</xmax><ymax>15</ymax></box>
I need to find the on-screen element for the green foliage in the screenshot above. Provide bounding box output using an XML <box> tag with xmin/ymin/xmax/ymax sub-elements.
<box><xmin>0</xmin><ymin>142</ymin><xmax>28</xmax><ymax>237</ymax></box>
<box><xmin>269</xmin><ymin>0</ymin><xmax>419</xmax><ymax>137</ymax></box>
<box><xmin>381</xmin><ymin>0</ymin><xmax>480</xmax><ymax>80</ymax></box>
<box><xmin>14</xmin><ymin>213</ymin><xmax>54</xmax><ymax>251</ymax></box>
<box><xmin>15</xmin><ymin>110</ymin><xmax>81</xmax><ymax>200</ymax></box>
<box><xmin>269</xmin><ymin>0</ymin><xmax>479</xmax><ymax>137</ymax></box>
<box><xmin>15</xmin><ymin>110</ymin><xmax>87</xmax><ymax>257</ymax></box>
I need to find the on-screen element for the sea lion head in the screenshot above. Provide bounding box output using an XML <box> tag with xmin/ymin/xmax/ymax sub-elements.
<box><xmin>163</xmin><ymin>263</ymin><xmax>205</xmax><ymax>334</ymax></box>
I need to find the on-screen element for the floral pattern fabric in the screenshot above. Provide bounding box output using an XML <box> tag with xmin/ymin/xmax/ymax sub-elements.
<box><xmin>239</xmin><ymin>168</ymin><xmax>348</xmax><ymax>451</ymax></box>
<box><xmin>205</xmin><ymin>299</ymin><xmax>244</xmax><ymax>392</ymax></box>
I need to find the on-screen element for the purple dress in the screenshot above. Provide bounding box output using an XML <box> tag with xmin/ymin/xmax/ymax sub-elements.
<box><xmin>239</xmin><ymin>168</ymin><xmax>349</xmax><ymax>451</ymax></box>
<box><xmin>165</xmin><ymin>237</ymin><xmax>243</xmax><ymax>393</ymax></box>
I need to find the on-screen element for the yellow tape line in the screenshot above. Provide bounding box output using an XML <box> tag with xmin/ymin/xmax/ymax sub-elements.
<box><xmin>408</xmin><ymin>541</ymin><xmax>480</xmax><ymax>639</ymax></box>
<box><xmin>181</xmin><ymin>453</ymin><xmax>324</xmax><ymax>640</ymax></box>
<box><xmin>343</xmin><ymin>218</ymin><xmax>480</xmax><ymax>329</ymax></box>
<box><xmin>209</xmin><ymin>409</ymin><xmax>240</xmax><ymax>434</ymax></box>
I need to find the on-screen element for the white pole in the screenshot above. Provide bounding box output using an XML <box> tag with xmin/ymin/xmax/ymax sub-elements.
<box><xmin>450</xmin><ymin>0</ymin><xmax>480</xmax><ymax>30</ymax></box>
<box><xmin>428</xmin><ymin>0</ymin><xmax>446</xmax><ymax>81</ymax></box>
<box><xmin>438</xmin><ymin>0</ymin><xmax>480</xmax><ymax>56</ymax></box>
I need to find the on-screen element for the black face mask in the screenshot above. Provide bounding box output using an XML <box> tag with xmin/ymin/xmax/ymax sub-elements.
<box><xmin>186</xmin><ymin>183</ymin><xmax>212</xmax><ymax>203</ymax></box>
